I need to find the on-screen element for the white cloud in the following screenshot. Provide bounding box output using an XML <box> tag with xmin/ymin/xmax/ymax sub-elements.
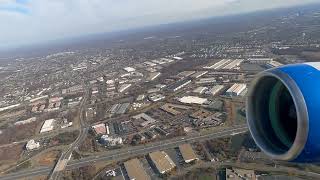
<box><xmin>0</xmin><ymin>0</ymin><xmax>319</xmax><ymax>48</ymax></box>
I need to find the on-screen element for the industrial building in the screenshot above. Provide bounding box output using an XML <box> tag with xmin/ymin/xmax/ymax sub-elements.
<box><xmin>192</xmin><ymin>113</ymin><xmax>223</xmax><ymax>127</ymax></box>
<box><xmin>124</xmin><ymin>67</ymin><xmax>136</xmax><ymax>72</ymax></box>
<box><xmin>124</xmin><ymin>158</ymin><xmax>150</xmax><ymax>180</ymax></box>
<box><xmin>190</xmin><ymin>109</ymin><xmax>211</xmax><ymax>119</ymax></box>
<box><xmin>133</xmin><ymin>113</ymin><xmax>157</xmax><ymax>127</ymax></box>
<box><xmin>147</xmin><ymin>72</ymin><xmax>161</xmax><ymax>81</ymax></box>
<box><xmin>40</xmin><ymin>119</ymin><xmax>55</xmax><ymax>133</ymax></box>
<box><xmin>226</xmin><ymin>168</ymin><xmax>256</xmax><ymax>180</ymax></box>
<box><xmin>116</xmin><ymin>103</ymin><xmax>130</xmax><ymax>114</ymax></box>
<box><xmin>196</xmin><ymin>77</ymin><xmax>216</xmax><ymax>84</ymax></box>
<box><xmin>179</xmin><ymin>144</ymin><xmax>199</xmax><ymax>163</ymax></box>
<box><xmin>167</xmin><ymin>78</ymin><xmax>192</xmax><ymax>92</ymax></box>
<box><xmin>205</xmin><ymin>59</ymin><xmax>244</xmax><ymax>70</ymax></box>
<box><xmin>193</xmin><ymin>87</ymin><xmax>208</xmax><ymax>94</ymax></box>
<box><xmin>26</xmin><ymin>139</ymin><xmax>40</xmax><ymax>151</ymax></box>
<box><xmin>152</xmin><ymin>59</ymin><xmax>166</xmax><ymax>65</ymax></box>
<box><xmin>136</xmin><ymin>94</ymin><xmax>145</xmax><ymax>101</ymax></box>
<box><xmin>206</xmin><ymin>85</ymin><xmax>224</xmax><ymax>96</ymax></box>
<box><xmin>177</xmin><ymin>71</ymin><xmax>195</xmax><ymax>78</ymax></box>
<box><xmin>145</xmin><ymin>61</ymin><xmax>157</xmax><ymax>67</ymax></box>
<box><xmin>222</xmin><ymin>59</ymin><xmax>244</xmax><ymax>70</ymax></box>
<box><xmin>247</xmin><ymin>58</ymin><xmax>273</xmax><ymax>64</ymax></box>
<box><xmin>226</xmin><ymin>83</ymin><xmax>247</xmax><ymax>96</ymax></box>
<box><xmin>160</xmin><ymin>103</ymin><xmax>190</xmax><ymax>116</ymax></box>
<box><xmin>118</xmin><ymin>84</ymin><xmax>132</xmax><ymax>93</ymax></box>
<box><xmin>204</xmin><ymin>59</ymin><xmax>231</xmax><ymax>69</ymax></box>
<box><xmin>190</xmin><ymin>71</ymin><xmax>208</xmax><ymax>78</ymax></box>
<box><xmin>265</xmin><ymin>60</ymin><xmax>283</xmax><ymax>68</ymax></box>
<box><xmin>148</xmin><ymin>94</ymin><xmax>165</xmax><ymax>102</ymax></box>
<box><xmin>161</xmin><ymin>58</ymin><xmax>174</xmax><ymax>63</ymax></box>
<box><xmin>144</xmin><ymin>131</ymin><xmax>157</xmax><ymax>139</ymax></box>
<box><xmin>148</xmin><ymin>151</ymin><xmax>176</xmax><ymax>175</ymax></box>
<box><xmin>179</xmin><ymin>96</ymin><xmax>208</xmax><ymax>105</ymax></box>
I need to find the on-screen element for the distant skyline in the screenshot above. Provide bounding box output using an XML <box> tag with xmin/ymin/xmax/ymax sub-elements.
<box><xmin>0</xmin><ymin>0</ymin><xmax>319</xmax><ymax>49</ymax></box>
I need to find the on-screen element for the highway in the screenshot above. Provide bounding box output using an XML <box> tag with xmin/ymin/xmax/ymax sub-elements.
<box><xmin>49</xmin><ymin>86</ymin><xmax>89</xmax><ymax>180</ymax></box>
<box><xmin>0</xmin><ymin>125</ymin><xmax>248</xmax><ymax>180</ymax></box>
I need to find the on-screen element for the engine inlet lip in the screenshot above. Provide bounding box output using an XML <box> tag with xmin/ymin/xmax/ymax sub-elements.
<box><xmin>247</xmin><ymin>68</ymin><xmax>309</xmax><ymax>161</ymax></box>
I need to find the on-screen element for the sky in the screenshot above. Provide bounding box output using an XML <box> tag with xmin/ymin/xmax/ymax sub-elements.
<box><xmin>0</xmin><ymin>0</ymin><xmax>319</xmax><ymax>49</ymax></box>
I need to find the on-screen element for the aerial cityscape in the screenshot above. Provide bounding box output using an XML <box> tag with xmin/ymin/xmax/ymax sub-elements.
<box><xmin>1</xmin><ymin>2</ymin><xmax>320</xmax><ymax>180</ymax></box>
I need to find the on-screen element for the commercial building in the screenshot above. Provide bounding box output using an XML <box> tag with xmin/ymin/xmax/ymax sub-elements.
<box><xmin>179</xmin><ymin>144</ymin><xmax>199</xmax><ymax>163</ymax></box>
<box><xmin>40</xmin><ymin>119</ymin><xmax>55</xmax><ymax>133</ymax></box>
<box><xmin>167</xmin><ymin>78</ymin><xmax>192</xmax><ymax>92</ymax></box>
<box><xmin>92</xmin><ymin>123</ymin><xmax>107</xmax><ymax>135</ymax></box>
<box><xmin>226</xmin><ymin>84</ymin><xmax>247</xmax><ymax>96</ymax></box>
<box><xmin>149</xmin><ymin>151</ymin><xmax>176</xmax><ymax>175</ymax></box>
<box><xmin>124</xmin><ymin>158</ymin><xmax>150</xmax><ymax>180</ymax></box>
<box><xmin>26</xmin><ymin>139</ymin><xmax>40</xmax><ymax>151</ymax></box>
<box><xmin>179</xmin><ymin>96</ymin><xmax>208</xmax><ymax>105</ymax></box>
<box><xmin>99</xmin><ymin>135</ymin><xmax>123</xmax><ymax>146</ymax></box>
<box><xmin>206</xmin><ymin>85</ymin><xmax>224</xmax><ymax>96</ymax></box>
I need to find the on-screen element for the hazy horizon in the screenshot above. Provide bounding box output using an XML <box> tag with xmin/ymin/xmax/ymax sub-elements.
<box><xmin>0</xmin><ymin>0</ymin><xmax>319</xmax><ymax>50</ymax></box>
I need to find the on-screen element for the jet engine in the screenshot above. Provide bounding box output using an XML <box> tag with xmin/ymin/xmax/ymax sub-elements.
<box><xmin>247</xmin><ymin>63</ymin><xmax>320</xmax><ymax>162</ymax></box>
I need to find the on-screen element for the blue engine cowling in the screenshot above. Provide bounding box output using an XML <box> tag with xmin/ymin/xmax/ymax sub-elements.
<box><xmin>247</xmin><ymin>62</ymin><xmax>320</xmax><ymax>162</ymax></box>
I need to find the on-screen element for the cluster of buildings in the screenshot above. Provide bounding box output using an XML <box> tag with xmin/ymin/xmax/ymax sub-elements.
<box><xmin>123</xmin><ymin>144</ymin><xmax>199</xmax><ymax>179</ymax></box>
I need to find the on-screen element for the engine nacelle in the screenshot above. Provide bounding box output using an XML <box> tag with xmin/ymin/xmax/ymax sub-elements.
<box><xmin>247</xmin><ymin>63</ymin><xmax>320</xmax><ymax>162</ymax></box>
